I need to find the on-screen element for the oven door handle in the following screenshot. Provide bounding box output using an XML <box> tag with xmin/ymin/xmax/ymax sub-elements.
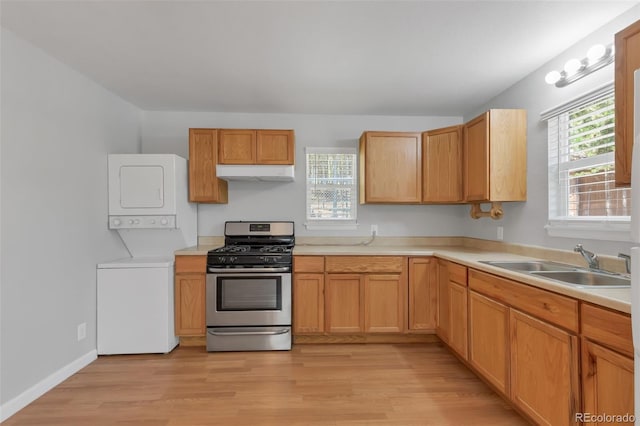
<box><xmin>207</xmin><ymin>267</ymin><xmax>290</xmax><ymax>273</ymax></box>
<box><xmin>208</xmin><ymin>328</ymin><xmax>290</xmax><ymax>336</ymax></box>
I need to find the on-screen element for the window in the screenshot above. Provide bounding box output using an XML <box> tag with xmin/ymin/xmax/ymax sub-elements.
<box><xmin>543</xmin><ymin>83</ymin><xmax>631</xmax><ymax>241</ymax></box>
<box><xmin>305</xmin><ymin>147</ymin><xmax>357</xmax><ymax>229</ymax></box>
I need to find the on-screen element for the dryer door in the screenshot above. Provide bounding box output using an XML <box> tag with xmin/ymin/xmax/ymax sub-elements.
<box><xmin>108</xmin><ymin>154</ymin><xmax>177</xmax><ymax>215</ymax></box>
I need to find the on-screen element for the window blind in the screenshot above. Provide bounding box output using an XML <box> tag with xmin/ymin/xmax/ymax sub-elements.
<box><xmin>305</xmin><ymin>147</ymin><xmax>357</xmax><ymax>223</ymax></box>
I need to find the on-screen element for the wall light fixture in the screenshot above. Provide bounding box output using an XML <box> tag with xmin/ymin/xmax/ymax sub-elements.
<box><xmin>544</xmin><ymin>43</ymin><xmax>614</xmax><ymax>88</ymax></box>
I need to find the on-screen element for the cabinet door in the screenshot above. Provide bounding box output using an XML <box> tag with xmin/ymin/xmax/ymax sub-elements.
<box><xmin>256</xmin><ymin>130</ymin><xmax>294</xmax><ymax>164</ymax></box>
<box><xmin>615</xmin><ymin>19</ymin><xmax>640</xmax><ymax>186</ymax></box>
<box><xmin>188</xmin><ymin>129</ymin><xmax>228</xmax><ymax>203</ymax></box>
<box><xmin>408</xmin><ymin>258</ymin><xmax>437</xmax><ymax>332</ymax></box>
<box><xmin>463</xmin><ymin>113</ymin><xmax>489</xmax><ymax>201</ymax></box>
<box><xmin>422</xmin><ymin>126</ymin><xmax>463</xmax><ymax>202</ymax></box>
<box><xmin>360</xmin><ymin>132</ymin><xmax>422</xmax><ymax>203</ymax></box>
<box><xmin>468</xmin><ymin>291</ymin><xmax>509</xmax><ymax>395</ymax></box>
<box><xmin>436</xmin><ymin>259</ymin><xmax>450</xmax><ymax>342</ymax></box>
<box><xmin>325</xmin><ymin>274</ymin><xmax>363</xmax><ymax>333</ymax></box>
<box><xmin>363</xmin><ymin>274</ymin><xmax>405</xmax><ymax>333</ymax></box>
<box><xmin>174</xmin><ymin>273</ymin><xmax>206</xmax><ymax>336</ymax></box>
<box><xmin>448</xmin><ymin>281</ymin><xmax>468</xmax><ymax>360</ymax></box>
<box><xmin>218</xmin><ymin>129</ymin><xmax>257</xmax><ymax>164</ymax></box>
<box><xmin>293</xmin><ymin>273</ymin><xmax>324</xmax><ymax>334</ymax></box>
<box><xmin>510</xmin><ymin>310</ymin><xmax>579</xmax><ymax>426</ymax></box>
<box><xmin>582</xmin><ymin>339</ymin><xmax>634</xmax><ymax>425</ymax></box>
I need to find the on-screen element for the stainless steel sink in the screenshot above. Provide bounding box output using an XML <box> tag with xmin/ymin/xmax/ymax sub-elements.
<box><xmin>479</xmin><ymin>260</ymin><xmax>630</xmax><ymax>288</ymax></box>
<box><xmin>478</xmin><ymin>260</ymin><xmax>578</xmax><ymax>272</ymax></box>
<box><xmin>529</xmin><ymin>270</ymin><xmax>630</xmax><ymax>288</ymax></box>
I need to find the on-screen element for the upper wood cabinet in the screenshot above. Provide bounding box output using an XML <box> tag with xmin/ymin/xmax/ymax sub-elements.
<box><xmin>614</xmin><ymin>19</ymin><xmax>640</xmax><ymax>186</ymax></box>
<box><xmin>218</xmin><ymin>129</ymin><xmax>295</xmax><ymax>165</ymax></box>
<box><xmin>463</xmin><ymin>109</ymin><xmax>527</xmax><ymax>202</ymax></box>
<box><xmin>422</xmin><ymin>125</ymin><xmax>463</xmax><ymax>203</ymax></box>
<box><xmin>359</xmin><ymin>131</ymin><xmax>422</xmax><ymax>204</ymax></box>
<box><xmin>188</xmin><ymin>129</ymin><xmax>228</xmax><ymax>203</ymax></box>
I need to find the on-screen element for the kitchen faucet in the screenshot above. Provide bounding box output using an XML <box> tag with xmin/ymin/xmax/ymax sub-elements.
<box><xmin>618</xmin><ymin>253</ymin><xmax>631</xmax><ymax>274</ymax></box>
<box><xmin>574</xmin><ymin>244</ymin><xmax>599</xmax><ymax>269</ymax></box>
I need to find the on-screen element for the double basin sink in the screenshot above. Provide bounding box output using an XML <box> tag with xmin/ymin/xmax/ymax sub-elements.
<box><xmin>479</xmin><ymin>260</ymin><xmax>630</xmax><ymax>288</ymax></box>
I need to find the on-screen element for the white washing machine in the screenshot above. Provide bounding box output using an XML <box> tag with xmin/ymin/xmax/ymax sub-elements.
<box><xmin>97</xmin><ymin>257</ymin><xmax>178</xmax><ymax>354</ymax></box>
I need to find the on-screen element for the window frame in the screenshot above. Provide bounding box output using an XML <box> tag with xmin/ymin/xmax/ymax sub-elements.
<box><xmin>542</xmin><ymin>82</ymin><xmax>631</xmax><ymax>242</ymax></box>
<box><xmin>304</xmin><ymin>146</ymin><xmax>359</xmax><ymax>230</ymax></box>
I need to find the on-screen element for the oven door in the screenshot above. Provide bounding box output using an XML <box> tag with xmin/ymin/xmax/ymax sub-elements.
<box><xmin>206</xmin><ymin>269</ymin><xmax>292</xmax><ymax>327</ymax></box>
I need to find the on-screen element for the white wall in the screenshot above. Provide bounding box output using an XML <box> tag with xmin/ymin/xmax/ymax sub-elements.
<box><xmin>141</xmin><ymin>111</ymin><xmax>468</xmax><ymax>237</ymax></box>
<box><xmin>0</xmin><ymin>28</ymin><xmax>140</xmax><ymax>414</ymax></box>
<box><xmin>462</xmin><ymin>6</ymin><xmax>640</xmax><ymax>256</ymax></box>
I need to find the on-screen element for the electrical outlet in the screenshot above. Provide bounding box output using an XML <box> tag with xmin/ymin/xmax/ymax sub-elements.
<box><xmin>77</xmin><ymin>323</ymin><xmax>86</xmax><ymax>341</ymax></box>
<box><xmin>497</xmin><ymin>226</ymin><xmax>504</xmax><ymax>241</ymax></box>
<box><xmin>371</xmin><ymin>224</ymin><xmax>378</xmax><ymax>235</ymax></box>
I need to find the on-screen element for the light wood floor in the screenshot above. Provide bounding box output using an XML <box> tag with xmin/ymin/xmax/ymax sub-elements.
<box><xmin>5</xmin><ymin>343</ymin><xmax>529</xmax><ymax>425</ymax></box>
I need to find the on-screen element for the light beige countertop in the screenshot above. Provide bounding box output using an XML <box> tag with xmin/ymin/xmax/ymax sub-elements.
<box><xmin>175</xmin><ymin>239</ymin><xmax>631</xmax><ymax>314</ymax></box>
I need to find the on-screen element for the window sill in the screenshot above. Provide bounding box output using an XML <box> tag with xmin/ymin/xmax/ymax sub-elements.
<box><xmin>545</xmin><ymin>219</ymin><xmax>631</xmax><ymax>242</ymax></box>
<box><xmin>304</xmin><ymin>222</ymin><xmax>359</xmax><ymax>231</ymax></box>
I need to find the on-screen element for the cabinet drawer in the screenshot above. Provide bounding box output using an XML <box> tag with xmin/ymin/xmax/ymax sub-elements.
<box><xmin>326</xmin><ymin>256</ymin><xmax>404</xmax><ymax>273</ymax></box>
<box><xmin>294</xmin><ymin>256</ymin><xmax>325</xmax><ymax>273</ymax></box>
<box><xmin>448</xmin><ymin>262</ymin><xmax>467</xmax><ymax>286</ymax></box>
<box><xmin>469</xmin><ymin>269</ymin><xmax>578</xmax><ymax>333</ymax></box>
<box><xmin>581</xmin><ymin>303</ymin><xmax>633</xmax><ymax>357</ymax></box>
<box><xmin>175</xmin><ymin>255</ymin><xmax>206</xmax><ymax>273</ymax></box>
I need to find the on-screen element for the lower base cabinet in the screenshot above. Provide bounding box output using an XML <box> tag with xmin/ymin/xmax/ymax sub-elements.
<box><xmin>325</xmin><ymin>274</ymin><xmax>363</xmax><ymax>333</ymax></box>
<box><xmin>468</xmin><ymin>290</ymin><xmax>509</xmax><ymax>395</ymax></box>
<box><xmin>582</xmin><ymin>338</ymin><xmax>634</xmax><ymax>425</ymax></box>
<box><xmin>174</xmin><ymin>256</ymin><xmax>207</xmax><ymax>336</ymax></box>
<box><xmin>364</xmin><ymin>274</ymin><xmax>405</xmax><ymax>333</ymax></box>
<box><xmin>447</xmin><ymin>281</ymin><xmax>468</xmax><ymax>359</ymax></box>
<box><xmin>293</xmin><ymin>273</ymin><xmax>324</xmax><ymax>334</ymax></box>
<box><xmin>510</xmin><ymin>310</ymin><xmax>579</xmax><ymax>426</ymax></box>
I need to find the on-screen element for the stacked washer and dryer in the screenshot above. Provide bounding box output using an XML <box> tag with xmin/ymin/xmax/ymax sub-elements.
<box><xmin>97</xmin><ymin>154</ymin><xmax>197</xmax><ymax>355</ymax></box>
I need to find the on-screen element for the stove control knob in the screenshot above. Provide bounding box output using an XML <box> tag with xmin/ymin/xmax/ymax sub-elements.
<box><xmin>160</xmin><ymin>218</ymin><xmax>168</xmax><ymax>225</ymax></box>
<box><xmin>134</xmin><ymin>219</ymin><xmax>140</xmax><ymax>225</ymax></box>
<box><xmin>128</xmin><ymin>219</ymin><xmax>134</xmax><ymax>225</ymax></box>
<box><xmin>113</xmin><ymin>219</ymin><xmax>121</xmax><ymax>226</ymax></box>
<box><xmin>230</xmin><ymin>256</ymin><xmax>238</xmax><ymax>263</ymax></box>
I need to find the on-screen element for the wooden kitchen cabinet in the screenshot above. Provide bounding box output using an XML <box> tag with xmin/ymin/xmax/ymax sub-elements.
<box><xmin>359</xmin><ymin>131</ymin><xmax>422</xmax><ymax>204</ymax></box>
<box><xmin>325</xmin><ymin>274</ymin><xmax>364</xmax><ymax>333</ymax></box>
<box><xmin>436</xmin><ymin>259</ymin><xmax>450</xmax><ymax>342</ymax></box>
<box><xmin>463</xmin><ymin>109</ymin><xmax>527</xmax><ymax>202</ymax></box>
<box><xmin>447</xmin><ymin>281</ymin><xmax>468</xmax><ymax>359</ymax></box>
<box><xmin>218</xmin><ymin>129</ymin><xmax>295</xmax><ymax>165</ymax></box>
<box><xmin>408</xmin><ymin>257</ymin><xmax>437</xmax><ymax>332</ymax></box>
<box><xmin>422</xmin><ymin>125</ymin><xmax>463</xmax><ymax>203</ymax></box>
<box><xmin>581</xmin><ymin>303</ymin><xmax>634</xmax><ymax>423</ymax></box>
<box><xmin>293</xmin><ymin>256</ymin><xmax>326</xmax><ymax>334</ymax></box>
<box><xmin>324</xmin><ymin>256</ymin><xmax>406</xmax><ymax>334</ymax></box>
<box><xmin>188</xmin><ymin>129</ymin><xmax>228</xmax><ymax>203</ymax></box>
<box><xmin>510</xmin><ymin>310</ymin><xmax>579</xmax><ymax>426</ymax></box>
<box><xmin>436</xmin><ymin>260</ymin><xmax>468</xmax><ymax>359</ymax></box>
<box><xmin>174</xmin><ymin>255</ymin><xmax>207</xmax><ymax>336</ymax></box>
<box><xmin>363</xmin><ymin>274</ymin><xmax>406</xmax><ymax>333</ymax></box>
<box><xmin>615</xmin><ymin>19</ymin><xmax>640</xmax><ymax>186</ymax></box>
<box><xmin>468</xmin><ymin>290</ymin><xmax>510</xmax><ymax>396</ymax></box>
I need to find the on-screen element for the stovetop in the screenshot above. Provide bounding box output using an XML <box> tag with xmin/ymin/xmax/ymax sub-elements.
<box><xmin>210</xmin><ymin>245</ymin><xmax>293</xmax><ymax>255</ymax></box>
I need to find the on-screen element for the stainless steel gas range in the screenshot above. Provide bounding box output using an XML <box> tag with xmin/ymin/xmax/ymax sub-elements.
<box><xmin>205</xmin><ymin>221</ymin><xmax>294</xmax><ymax>352</ymax></box>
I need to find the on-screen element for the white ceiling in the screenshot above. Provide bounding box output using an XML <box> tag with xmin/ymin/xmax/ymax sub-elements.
<box><xmin>1</xmin><ymin>1</ymin><xmax>638</xmax><ymax>116</ymax></box>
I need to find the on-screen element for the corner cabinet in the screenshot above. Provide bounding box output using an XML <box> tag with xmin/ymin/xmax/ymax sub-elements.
<box><xmin>218</xmin><ymin>129</ymin><xmax>295</xmax><ymax>165</ymax></box>
<box><xmin>435</xmin><ymin>260</ymin><xmax>468</xmax><ymax>360</ymax></box>
<box><xmin>188</xmin><ymin>129</ymin><xmax>228</xmax><ymax>203</ymax></box>
<box><xmin>359</xmin><ymin>132</ymin><xmax>422</xmax><ymax>204</ymax></box>
<box><xmin>615</xmin><ymin>19</ymin><xmax>640</xmax><ymax>186</ymax></box>
<box><xmin>422</xmin><ymin>125</ymin><xmax>463</xmax><ymax>203</ymax></box>
<box><xmin>463</xmin><ymin>109</ymin><xmax>527</xmax><ymax>202</ymax></box>
<box><xmin>174</xmin><ymin>255</ymin><xmax>207</xmax><ymax>336</ymax></box>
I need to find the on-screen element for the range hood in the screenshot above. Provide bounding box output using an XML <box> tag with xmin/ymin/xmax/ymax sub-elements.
<box><xmin>216</xmin><ymin>164</ymin><xmax>295</xmax><ymax>182</ymax></box>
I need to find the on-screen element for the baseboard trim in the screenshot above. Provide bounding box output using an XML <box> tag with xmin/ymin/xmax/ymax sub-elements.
<box><xmin>0</xmin><ymin>349</ymin><xmax>97</xmax><ymax>422</ymax></box>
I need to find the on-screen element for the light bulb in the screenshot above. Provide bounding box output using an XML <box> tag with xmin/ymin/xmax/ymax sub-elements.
<box><xmin>564</xmin><ymin>58</ymin><xmax>583</xmax><ymax>76</ymax></box>
<box><xmin>545</xmin><ymin>70</ymin><xmax>562</xmax><ymax>85</ymax></box>
<box><xmin>587</xmin><ymin>44</ymin><xmax>606</xmax><ymax>64</ymax></box>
